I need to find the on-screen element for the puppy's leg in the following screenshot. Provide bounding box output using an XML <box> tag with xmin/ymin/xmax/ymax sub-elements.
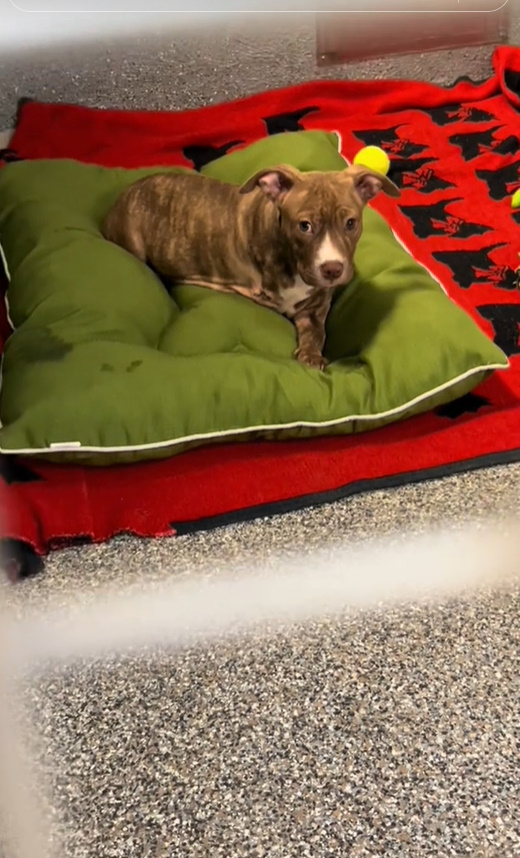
<box><xmin>293</xmin><ymin>295</ymin><xmax>332</xmax><ymax>371</ymax></box>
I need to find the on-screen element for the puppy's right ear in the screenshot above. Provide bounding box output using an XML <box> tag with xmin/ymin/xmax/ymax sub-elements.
<box><xmin>239</xmin><ymin>165</ymin><xmax>301</xmax><ymax>201</ymax></box>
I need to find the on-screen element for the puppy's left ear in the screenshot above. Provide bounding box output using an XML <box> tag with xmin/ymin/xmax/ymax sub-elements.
<box><xmin>239</xmin><ymin>164</ymin><xmax>302</xmax><ymax>201</ymax></box>
<box><xmin>346</xmin><ymin>164</ymin><xmax>401</xmax><ymax>203</ymax></box>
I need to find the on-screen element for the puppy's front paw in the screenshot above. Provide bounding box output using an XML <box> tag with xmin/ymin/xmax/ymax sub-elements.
<box><xmin>295</xmin><ymin>349</ymin><xmax>328</xmax><ymax>371</ymax></box>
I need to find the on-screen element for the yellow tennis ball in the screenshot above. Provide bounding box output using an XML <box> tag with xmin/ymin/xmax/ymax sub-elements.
<box><xmin>511</xmin><ymin>189</ymin><xmax>520</xmax><ymax>209</ymax></box>
<box><xmin>353</xmin><ymin>145</ymin><xmax>390</xmax><ymax>176</ymax></box>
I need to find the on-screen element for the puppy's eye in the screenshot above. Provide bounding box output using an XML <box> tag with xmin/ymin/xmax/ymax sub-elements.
<box><xmin>346</xmin><ymin>217</ymin><xmax>357</xmax><ymax>231</ymax></box>
<box><xmin>299</xmin><ymin>220</ymin><xmax>313</xmax><ymax>234</ymax></box>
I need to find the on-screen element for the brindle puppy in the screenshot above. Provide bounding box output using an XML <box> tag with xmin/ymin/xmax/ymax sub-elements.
<box><xmin>103</xmin><ymin>163</ymin><xmax>400</xmax><ymax>370</ymax></box>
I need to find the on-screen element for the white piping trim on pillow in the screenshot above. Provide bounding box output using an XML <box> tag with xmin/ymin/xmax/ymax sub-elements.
<box><xmin>0</xmin><ymin>238</ymin><xmax>14</xmax><ymax>330</ymax></box>
<box><xmin>0</xmin><ymin>239</ymin><xmax>11</xmax><ymax>284</ymax></box>
<box><xmin>0</xmin><ymin>361</ymin><xmax>509</xmax><ymax>457</ymax></box>
<box><xmin>0</xmin><ymin>239</ymin><xmax>12</xmax><ymax>432</ymax></box>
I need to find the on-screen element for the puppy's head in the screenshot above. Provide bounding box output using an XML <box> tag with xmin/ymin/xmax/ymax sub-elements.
<box><xmin>240</xmin><ymin>163</ymin><xmax>400</xmax><ymax>290</ymax></box>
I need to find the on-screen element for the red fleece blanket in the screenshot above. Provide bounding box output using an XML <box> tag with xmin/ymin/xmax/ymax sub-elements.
<box><xmin>2</xmin><ymin>46</ymin><xmax>520</xmax><ymax>577</ymax></box>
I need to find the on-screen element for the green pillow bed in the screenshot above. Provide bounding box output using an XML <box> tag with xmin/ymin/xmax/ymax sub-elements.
<box><xmin>0</xmin><ymin>131</ymin><xmax>508</xmax><ymax>465</ymax></box>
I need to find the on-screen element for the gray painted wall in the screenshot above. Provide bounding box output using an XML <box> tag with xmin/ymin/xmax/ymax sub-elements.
<box><xmin>1</xmin><ymin>16</ymin><xmax>518</xmax><ymax>130</ymax></box>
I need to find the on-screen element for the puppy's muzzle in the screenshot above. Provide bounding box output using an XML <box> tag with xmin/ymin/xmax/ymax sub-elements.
<box><xmin>320</xmin><ymin>261</ymin><xmax>344</xmax><ymax>283</ymax></box>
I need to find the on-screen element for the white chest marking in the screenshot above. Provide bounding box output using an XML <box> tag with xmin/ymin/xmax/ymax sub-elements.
<box><xmin>279</xmin><ymin>275</ymin><xmax>313</xmax><ymax>317</ymax></box>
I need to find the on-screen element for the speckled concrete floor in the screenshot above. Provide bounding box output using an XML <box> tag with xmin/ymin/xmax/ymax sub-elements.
<box><xmin>2</xmin><ymin>23</ymin><xmax>520</xmax><ymax>858</ymax></box>
<box><xmin>12</xmin><ymin>585</ymin><xmax>520</xmax><ymax>858</ymax></box>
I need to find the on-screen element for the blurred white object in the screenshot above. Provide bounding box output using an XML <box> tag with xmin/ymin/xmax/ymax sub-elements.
<box><xmin>4</xmin><ymin>519</ymin><xmax>520</xmax><ymax>666</ymax></box>
<box><xmin>1</xmin><ymin>4</ymin><xmax>223</xmax><ymax>53</ymax></box>
<box><xmin>0</xmin><ymin>0</ymin><xmax>512</xmax><ymax>55</ymax></box>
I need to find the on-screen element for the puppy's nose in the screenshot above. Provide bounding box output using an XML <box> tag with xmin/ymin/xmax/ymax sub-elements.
<box><xmin>320</xmin><ymin>261</ymin><xmax>344</xmax><ymax>282</ymax></box>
